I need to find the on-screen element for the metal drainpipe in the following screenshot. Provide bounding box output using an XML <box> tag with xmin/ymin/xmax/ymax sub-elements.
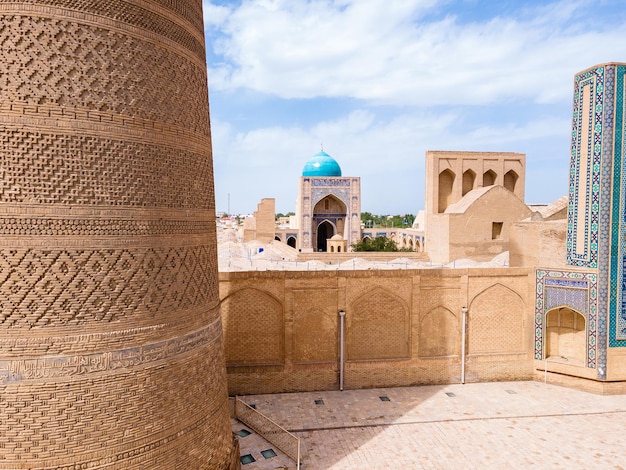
<box><xmin>339</xmin><ymin>310</ymin><xmax>346</xmax><ymax>391</ymax></box>
<box><xmin>461</xmin><ymin>307</ymin><xmax>468</xmax><ymax>384</ymax></box>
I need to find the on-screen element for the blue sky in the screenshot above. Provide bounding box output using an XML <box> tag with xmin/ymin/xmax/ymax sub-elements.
<box><xmin>202</xmin><ymin>0</ymin><xmax>626</xmax><ymax>215</ymax></box>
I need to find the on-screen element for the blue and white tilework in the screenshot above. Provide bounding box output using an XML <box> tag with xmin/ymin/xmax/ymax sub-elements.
<box><xmin>535</xmin><ymin>270</ymin><xmax>597</xmax><ymax>368</ymax></box>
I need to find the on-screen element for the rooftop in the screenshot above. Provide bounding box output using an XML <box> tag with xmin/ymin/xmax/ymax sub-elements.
<box><xmin>233</xmin><ymin>380</ymin><xmax>626</xmax><ymax>469</ymax></box>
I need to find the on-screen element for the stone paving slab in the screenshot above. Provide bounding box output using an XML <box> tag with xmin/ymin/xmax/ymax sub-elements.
<box><xmin>232</xmin><ymin>381</ymin><xmax>626</xmax><ymax>469</ymax></box>
<box><xmin>232</xmin><ymin>419</ymin><xmax>294</xmax><ymax>469</ymax></box>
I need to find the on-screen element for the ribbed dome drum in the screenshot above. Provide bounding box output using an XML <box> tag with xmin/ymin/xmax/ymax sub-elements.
<box><xmin>0</xmin><ymin>2</ymin><xmax>236</xmax><ymax>468</ymax></box>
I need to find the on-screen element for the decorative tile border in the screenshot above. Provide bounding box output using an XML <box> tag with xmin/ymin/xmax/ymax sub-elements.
<box><xmin>567</xmin><ymin>66</ymin><xmax>604</xmax><ymax>268</ymax></box>
<box><xmin>612</xmin><ymin>65</ymin><xmax>626</xmax><ymax>345</ymax></box>
<box><xmin>535</xmin><ymin>270</ymin><xmax>597</xmax><ymax>368</ymax></box>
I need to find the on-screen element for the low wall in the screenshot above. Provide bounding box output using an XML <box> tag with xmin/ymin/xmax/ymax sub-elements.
<box><xmin>219</xmin><ymin>267</ymin><xmax>535</xmax><ymax>395</ymax></box>
<box><xmin>296</xmin><ymin>251</ymin><xmax>429</xmax><ymax>263</ymax></box>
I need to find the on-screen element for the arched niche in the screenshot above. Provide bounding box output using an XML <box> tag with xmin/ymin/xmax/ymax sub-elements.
<box><xmin>504</xmin><ymin>170</ymin><xmax>519</xmax><ymax>193</ymax></box>
<box><xmin>483</xmin><ymin>169</ymin><xmax>497</xmax><ymax>186</ymax></box>
<box><xmin>462</xmin><ymin>169</ymin><xmax>476</xmax><ymax>196</ymax></box>
<box><xmin>221</xmin><ymin>288</ymin><xmax>284</xmax><ymax>365</ymax></box>
<box><xmin>545</xmin><ymin>307</ymin><xmax>586</xmax><ymax>365</ymax></box>
<box><xmin>316</xmin><ymin>220</ymin><xmax>335</xmax><ymax>252</ymax></box>
<box><xmin>313</xmin><ymin>194</ymin><xmax>346</xmax><ymax>215</ymax></box>
<box><xmin>287</xmin><ymin>236</ymin><xmax>296</xmax><ymax>248</ymax></box>
<box><xmin>468</xmin><ymin>284</ymin><xmax>524</xmax><ymax>354</ymax></box>
<box><xmin>348</xmin><ymin>288</ymin><xmax>410</xmax><ymax>360</ymax></box>
<box><xmin>419</xmin><ymin>307</ymin><xmax>458</xmax><ymax>357</ymax></box>
<box><xmin>313</xmin><ymin>195</ymin><xmax>347</xmax><ymax>252</ymax></box>
<box><xmin>438</xmin><ymin>169</ymin><xmax>455</xmax><ymax>213</ymax></box>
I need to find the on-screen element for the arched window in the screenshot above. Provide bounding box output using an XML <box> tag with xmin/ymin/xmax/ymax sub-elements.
<box><xmin>483</xmin><ymin>169</ymin><xmax>496</xmax><ymax>186</ymax></box>
<box><xmin>438</xmin><ymin>169</ymin><xmax>455</xmax><ymax>213</ymax></box>
<box><xmin>462</xmin><ymin>169</ymin><xmax>476</xmax><ymax>196</ymax></box>
<box><xmin>504</xmin><ymin>170</ymin><xmax>518</xmax><ymax>193</ymax></box>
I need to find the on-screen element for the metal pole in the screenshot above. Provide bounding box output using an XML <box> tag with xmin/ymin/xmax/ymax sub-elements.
<box><xmin>339</xmin><ymin>310</ymin><xmax>346</xmax><ymax>391</ymax></box>
<box><xmin>461</xmin><ymin>307</ymin><xmax>468</xmax><ymax>384</ymax></box>
<box><xmin>297</xmin><ymin>439</ymin><xmax>301</xmax><ymax>470</ymax></box>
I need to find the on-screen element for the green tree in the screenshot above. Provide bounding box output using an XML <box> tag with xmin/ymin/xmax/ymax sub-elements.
<box><xmin>352</xmin><ymin>236</ymin><xmax>400</xmax><ymax>252</ymax></box>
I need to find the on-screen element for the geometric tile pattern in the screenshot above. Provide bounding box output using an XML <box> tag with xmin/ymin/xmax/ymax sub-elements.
<box><xmin>612</xmin><ymin>65</ymin><xmax>626</xmax><ymax>344</ymax></box>
<box><xmin>566</xmin><ymin>66</ymin><xmax>603</xmax><ymax>268</ymax></box>
<box><xmin>535</xmin><ymin>270</ymin><xmax>597</xmax><ymax>368</ymax></box>
<box><xmin>563</xmin><ymin>63</ymin><xmax>626</xmax><ymax>379</ymax></box>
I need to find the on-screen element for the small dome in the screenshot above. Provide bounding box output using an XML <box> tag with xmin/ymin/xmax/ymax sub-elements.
<box><xmin>330</xmin><ymin>234</ymin><xmax>343</xmax><ymax>240</ymax></box>
<box><xmin>302</xmin><ymin>151</ymin><xmax>342</xmax><ymax>177</ymax></box>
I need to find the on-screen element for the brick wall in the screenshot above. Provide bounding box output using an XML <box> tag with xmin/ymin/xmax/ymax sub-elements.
<box><xmin>220</xmin><ymin>268</ymin><xmax>535</xmax><ymax>395</ymax></box>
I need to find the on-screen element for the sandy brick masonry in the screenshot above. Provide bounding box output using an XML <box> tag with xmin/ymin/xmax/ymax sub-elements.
<box><xmin>0</xmin><ymin>1</ymin><xmax>236</xmax><ymax>468</ymax></box>
<box><xmin>220</xmin><ymin>268</ymin><xmax>535</xmax><ymax>395</ymax></box>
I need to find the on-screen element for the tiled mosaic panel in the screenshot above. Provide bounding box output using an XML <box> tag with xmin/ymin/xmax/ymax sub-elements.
<box><xmin>566</xmin><ymin>66</ymin><xmax>603</xmax><ymax>268</ymax></box>
<box><xmin>613</xmin><ymin>65</ymin><xmax>626</xmax><ymax>344</ymax></box>
<box><xmin>535</xmin><ymin>270</ymin><xmax>597</xmax><ymax>368</ymax></box>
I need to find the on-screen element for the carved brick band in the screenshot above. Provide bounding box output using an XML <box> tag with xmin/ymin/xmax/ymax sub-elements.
<box><xmin>0</xmin><ymin>217</ymin><xmax>212</xmax><ymax>236</ymax></box>
<box><xmin>0</xmin><ymin>318</ymin><xmax>223</xmax><ymax>385</ymax></box>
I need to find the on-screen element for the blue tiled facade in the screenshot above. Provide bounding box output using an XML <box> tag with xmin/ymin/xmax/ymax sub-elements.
<box><xmin>548</xmin><ymin>63</ymin><xmax>626</xmax><ymax>380</ymax></box>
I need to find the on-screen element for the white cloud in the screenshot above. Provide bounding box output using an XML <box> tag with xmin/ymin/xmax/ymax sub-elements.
<box><xmin>212</xmin><ymin>107</ymin><xmax>570</xmax><ymax>214</ymax></box>
<box><xmin>203</xmin><ymin>1</ymin><xmax>232</xmax><ymax>28</ymax></box>
<box><xmin>205</xmin><ymin>0</ymin><xmax>626</xmax><ymax>106</ymax></box>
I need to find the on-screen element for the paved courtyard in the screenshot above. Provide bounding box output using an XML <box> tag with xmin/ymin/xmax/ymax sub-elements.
<box><xmin>232</xmin><ymin>380</ymin><xmax>626</xmax><ymax>469</ymax></box>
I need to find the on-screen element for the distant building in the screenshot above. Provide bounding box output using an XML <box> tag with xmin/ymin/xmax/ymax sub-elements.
<box><xmin>294</xmin><ymin>151</ymin><xmax>361</xmax><ymax>252</ymax></box>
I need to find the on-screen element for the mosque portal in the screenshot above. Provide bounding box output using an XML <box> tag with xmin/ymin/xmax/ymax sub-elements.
<box><xmin>295</xmin><ymin>151</ymin><xmax>361</xmax><ymax>252</ymax></box>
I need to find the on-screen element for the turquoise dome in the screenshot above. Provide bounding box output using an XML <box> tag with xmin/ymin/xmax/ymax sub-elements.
<box><xmin>302</xmin><ymin>151</ymin><xmax>342</xmax><ymax>177</ymax></box>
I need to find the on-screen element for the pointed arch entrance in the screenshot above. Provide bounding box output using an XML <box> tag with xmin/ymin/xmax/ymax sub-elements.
<box><xmin>312</xmin><ymin>195</ymin><xmax>347</xmax><ymax>252</ymax></box>
<box><xmin>545</xmin><ymin>306</ymin><xmax>586</xmax><ymax>365</ymax></box>
<box><xmin>316</xmin><ymin>221</ymin><xmax>334</xmax><ymax>252</ymax></box>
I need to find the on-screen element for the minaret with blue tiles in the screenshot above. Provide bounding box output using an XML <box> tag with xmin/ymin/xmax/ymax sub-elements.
<box><xmin>566</xmin><ymin>63</ymin><xmax>626</xmax><ymax>379</ymax></box>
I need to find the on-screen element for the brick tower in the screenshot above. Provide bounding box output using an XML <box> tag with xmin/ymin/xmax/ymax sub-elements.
<box><xmin>0</xmin><ymin>2</ymin><xmax>237</xmax><ymax>468</ymax></box>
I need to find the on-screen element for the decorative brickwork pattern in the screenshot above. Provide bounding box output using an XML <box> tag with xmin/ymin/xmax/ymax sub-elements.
<box><xmin>0</xmin><ymin>126</ymin><xmax>213</xmax><ymax>209</ymax></box>
<box><xmin>468</xmin><ymin>284</ymin><xmax>524</xmax><ymax>354</ymax></box>
<box><xmin>0</xmin><ymin>14</ymin><xmax>208</xmax><ymax>129</ymax></box>
<box><xmin>0</xmin><ymin>1</ymin><xmax>235</xmax><ymax>468</ymax></box>
<box><xmin>222</xmin><ymin>288</ymin><xmax>284</xmax><ymax>365</ymax></box>
<box><xmin>0</xmin><ymin>216</ymin><xmax>211</xmax><ymax>236</ymax></box>
<box><xmin>0</xmin><ymin>246</ymin><xmax>216</xmax><ymax>328</ymax></box>
<box><xmin>347</xmin><ymin>287</ymin><xmax>410</xmax><ymax>361</ymax></box>
<box><xmin>220</xmin><ymin>270</ymin><xmax>534</xmax><ymax>395</ymax></box>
